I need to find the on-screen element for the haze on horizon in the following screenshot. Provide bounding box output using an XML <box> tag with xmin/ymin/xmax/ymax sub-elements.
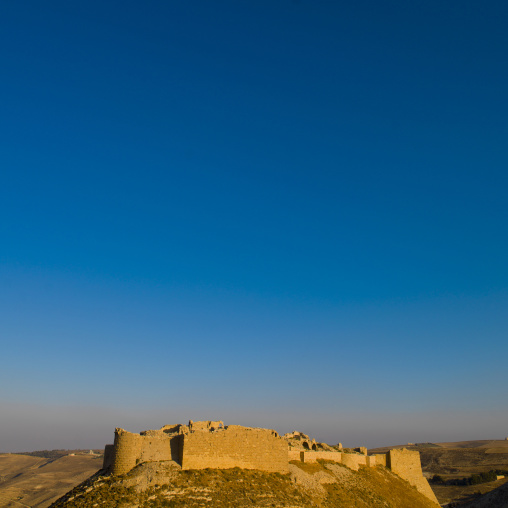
<box><xmin>1</xmin><ymin>0</ymin><xmax>507</xmax><ymax>453</ymax></box>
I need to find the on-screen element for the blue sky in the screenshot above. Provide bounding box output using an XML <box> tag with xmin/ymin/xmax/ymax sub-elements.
<box><xmin>1</xmin><ymin>0</ymin><xmax>507</xmax><ymax>451</ymax></box>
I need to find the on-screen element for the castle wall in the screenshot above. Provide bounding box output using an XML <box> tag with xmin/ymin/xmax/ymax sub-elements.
<box><xmin>388</xmin><ymin>448</ymin><xmax>439</xmax><ymax>504</ymax></box>
<box><xmin>341</xmin><ymin>452</ymin><xmax>367</xmax><ymax>471</ymax></box>
<box><xmin>102</xmin><ymin>444</ymin><xmax>115</xmax><ymax>470</ymax></box>
<box><xmin>181</xmin><ymin>426</ymin><xmax>288</xmax><ymax>473</ymax></box>
<box><xmin>106</xmin><ymin>421</ymin><xmax>436</xmax><ymax>508</ymax></box>
<box><xmin>288</xmin><ymin>450</ymin><xmax>301</xmax><ymax>461</ymax></box>
<box><xmin>138</xmin><ymin>434</ymin><xmax>180</xmax><ymax>464</ymax></box>
<box><xmin>300</xmin><ymin>451</ymin><xmax>342</xmax><ymax>463</ymax></box>
<box><xmin>112</xmin><ymin>428</ymin><xmax>143</xmax><ymax>476</ymax></box>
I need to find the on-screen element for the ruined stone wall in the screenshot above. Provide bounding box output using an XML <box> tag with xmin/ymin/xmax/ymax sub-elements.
<box><xmin>300</xmin><ymin>451</ymin><xmax>343</xmax><ymax>463</ymax></box>
<box><xmin>102</xmin><ymin>444</ymin><xmax>115</xmax><ymax>470</ymax></box>
<box><xmin>341</xmin><ymin>452</ymin><xmax>367</xmax><ymax>471</ymax></box>
<box><xmin>366</xmin><ymin>455</ymin><xmax>376</xmax><ymax>467</ymax></box>
<box><xmin>181</xmin><ymin>426</ymin><xmax>288</xmax><ymax>473</ymax></box>
<box><xmin>288</xmin><ymin>450</ymin><xmax>302</xmax><ymax>461</ymax></box>
<box><xmin>112</xmin><ymin>429</ymin><xmax>142</xmax><ymax>476</ymax></box>
<box><xmin>138</xmin><ymin>434</ymin><xmax>179</xmax><ymax>463</ymax></box>
<box><xmin>388</xmin><ymin>448</ymin><xmax>439</xmax><ymax>505</ymax></box>
<box><xmin>374</xmin><ymin>453</ymin><xmax>387</xmax><ymax>467</ymax></box>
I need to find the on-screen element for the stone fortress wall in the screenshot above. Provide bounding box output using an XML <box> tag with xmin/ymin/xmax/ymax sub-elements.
<box><xmin>182</xmin><ymin>424</ymin><xmax>288</xmax><ymax>472</ymax></box>
<box><xmin>108</xmin><ymin>420</ymin><xmax>288</xmax><ymax>475</ymax></box>
<box><xmin>103</xmin><ymin>420</ymin><xmax>438</xmax><ymax>504</ymax></box>
<box><xmin>387</xmin><ymin>448</ymin><xmax>438</xmax><ymax>503</ymax></box>
<box><xmin>111</xmin><ymin>427</ymin><xmax>182</xmax><ymax>476</ymax></box>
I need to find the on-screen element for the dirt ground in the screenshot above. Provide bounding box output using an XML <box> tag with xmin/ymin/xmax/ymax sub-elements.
<box><xmin>0</xmin><ymin>454</ymin><xmax>102</xmax><ymax>508</ymax></box>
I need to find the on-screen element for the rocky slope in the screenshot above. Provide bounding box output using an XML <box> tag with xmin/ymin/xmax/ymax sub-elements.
<box><xmin>50</xmin><ymin>459</ymin><xmax>438</xmax><ymax>508</ymax></box>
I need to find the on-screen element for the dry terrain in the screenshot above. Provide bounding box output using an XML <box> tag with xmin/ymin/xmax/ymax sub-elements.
<box><xmin>49</xmin><ymin>459</ymin><xmax>438</xmax><ymax>507</ymax></box>
<box><xmin>5</xmin><ymin>440</ymin><xmax>508</xmax><ymax>507</ymax></box>
<box><xmin>0</xmin><ymin>453</ymin><xmax>102</xmax><ymax>508</ymax></box>
<box><xmin>370</xmin><ymin>439</ymin><xmax>508</xmax><ymax>507</ymax></box>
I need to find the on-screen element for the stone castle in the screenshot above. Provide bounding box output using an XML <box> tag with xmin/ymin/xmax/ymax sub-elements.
<box><xmin>102</xmin><ymin>420</ymin><xmax>438</xmax><ymax>504</ymax></box>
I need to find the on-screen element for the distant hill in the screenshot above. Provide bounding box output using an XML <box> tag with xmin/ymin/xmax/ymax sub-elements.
<box><xmin>0</xmin><ymin>453</ymin><xmax>102</xmax><ymax>508</ymax></box>
<box><xmin>370</xmin><ymin>440</ymin><xmax>508</xmax><ymax>506</ymax></box>
<box><xmin>436</xmin><ymin>440</ymin><xmax>508</xmax><ymax>450</ymax></box>
<box><xmin>8</xmin><ymin>450</ymin><xmax>103</xmax><ymax>460</ymax></box>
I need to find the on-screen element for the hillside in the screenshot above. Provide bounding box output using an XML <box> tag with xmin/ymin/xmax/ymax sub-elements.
<box><xmin>49</xmin><ymin>459</ymin><xmax>438</xmax><ymax>508</ymax></box>
<box><xmin>370</xmin><ymin>440</ymin><xmax>508</xmax><ymax>506</ymax></box>
<box><xmin>461</xmin><ymin>480</ymin><xmax>508</xmax><ymax>508</ymax></box>
<box><xmin>0</xmin><ymin>453</ymin><xmax>102</xmax><ymax>508</ymax></box>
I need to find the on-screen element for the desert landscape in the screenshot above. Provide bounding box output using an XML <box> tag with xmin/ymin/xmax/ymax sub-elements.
<box><xmin>0</xmin><ymin>452</ymin><xmax>102</xmax><ymax>508</ymax></box>
<box><xmin>372</xmin><ymin>439</ymin><xmax>508</xmax><ymax>506</ymax></box>
<box><xmin>2</xmin><ymin>424</ymin><xmax>508</xmax><ymax>507</ymax></box>
<box><xmin>2</xmin><ymin>1</ymin><xmax>507</xmax><ymax>507</ymax></box>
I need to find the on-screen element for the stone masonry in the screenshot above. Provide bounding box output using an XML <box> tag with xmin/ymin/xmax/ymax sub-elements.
<box><xmin>107</xmin><ymin>421</ymin><xmax>288</xmax><ymax>475</ymax></box>
<box><xmin>387</xmin><ymin>448</ymin><xmax>439</xmax><ymax>504</ymax></box>
<box><xmin>103</xmin><ymin>421</ymin><xmax>438</xmax><ymax>505</ymax></box>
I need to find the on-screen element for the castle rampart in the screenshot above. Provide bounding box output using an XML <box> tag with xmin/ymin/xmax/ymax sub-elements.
<box><xmin>106</xmin><ymin>421</ymin><xmax>288</xmax><ymax>475</ymax></box>
<box><xmin>181</xmin><ymin>425</ymin><xmax>288</xmax><ymax>472</ymax></box>
<box><xmin>103</xmin><ymin>420</ymin><xmax>437</xmax><ymax>504</ymax></box>
<box><xmin>387</xmin><ymin>448</ymin><xmax>439</xmax><ymax>504</ymax></box>
<box><xmin>341</xmin><ymin>451</ymin><xmax>367</xmax><ymax>470</ymax></box>
<box><xmin>298</xmin><ymin>451</ymin><xmax>343</xmax><ymax>463</ymax></box>
<box><xmin>112</xmin><ymin>428</ymin><xmax>143</xmax><ymax>476</ymax></box>
<box><xmin>102</xmin><ymin>444</ymin><xmax>115</xmax><ymax>470</ymax></box>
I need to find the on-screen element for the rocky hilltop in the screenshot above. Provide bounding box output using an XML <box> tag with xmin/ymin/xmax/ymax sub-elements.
<box><xmin>48</xmin><ymin>419</ymin><xmax>440</xmax><ymax>507</ymax></box>
<box><xmin>50</xmin><ymin>458</ymin><xmax>438</xmax><ymax>508</ymax></box>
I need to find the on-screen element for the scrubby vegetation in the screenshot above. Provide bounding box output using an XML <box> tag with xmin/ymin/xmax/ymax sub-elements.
<box><xmin>431</xmin><ymin>469</ymin><xmax>508</xmax><ymax>486</ymax></box>
<box><xmin>51</xmin><ymin>468</ymin><xmax>309</xmax><ymax>508</ymax></box>
<box><xmin>50</xmin><ymin>462</ymin><xmax>438</xmax><ymax>508</ymax></box>
<box><xmin>11</xmin><ymin>449</ymin><xmax>103</xmax><ymax>459</ymax></box>
<box><xmin>12</xmin><ymin>450</ymin><xmax>69</xmax><ymax>459</ymax></box>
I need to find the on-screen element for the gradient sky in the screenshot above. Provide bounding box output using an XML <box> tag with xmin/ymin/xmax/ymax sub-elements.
<box><xmin>1</xmin><ymin>0</ymin><xmax>507</xmax><ymax>452</ymax></box>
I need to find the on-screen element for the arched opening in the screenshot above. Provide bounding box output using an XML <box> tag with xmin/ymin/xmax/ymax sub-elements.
<box><xmin>312</xmin><ymin>444</ymin><xmax>317</xmax><ymax>451</ymax></box>
<box><xmin>302</xmin><ymin>441</ymin><xmax>310</xmax><ymax>450</ymax></box>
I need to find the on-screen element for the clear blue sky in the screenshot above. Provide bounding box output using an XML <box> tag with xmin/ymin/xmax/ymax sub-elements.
<box><xmin>1</xmin><ymin>0</ymin><xmax>507</xmax><ymax>452</ymax></box>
